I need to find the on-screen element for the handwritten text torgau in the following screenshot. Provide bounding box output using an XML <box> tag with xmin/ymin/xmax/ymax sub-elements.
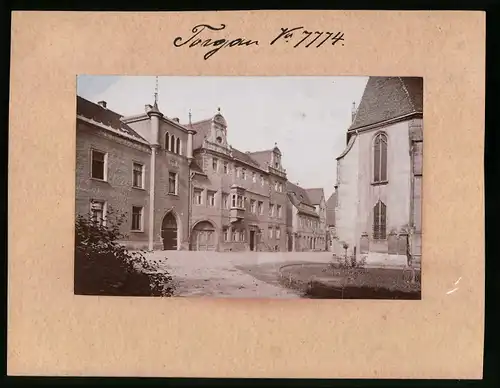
<box><xmin>173</xmin><ymin>24</ymin><xmax>259</xmax><ymax>60</ymax></box>
<box><xmin>173</xmin><ymin>24</ymin><xmax>345</xmax><ymax>60</ymax></box>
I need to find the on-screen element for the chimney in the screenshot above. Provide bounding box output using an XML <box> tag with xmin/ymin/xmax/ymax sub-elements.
<box><xmin>351</xmin><ymin>101</ymin><xmax>356</xmax><ymax>123</ymax></box>
<box><xmin>172</xmin><ymin>117</ymin><xmax>180</xmax><ymax>123</ymax></box>
<box><xmin>98</xmin><ymin>101</ymin><xmax>107</xmax><ymax>109</ymax></box>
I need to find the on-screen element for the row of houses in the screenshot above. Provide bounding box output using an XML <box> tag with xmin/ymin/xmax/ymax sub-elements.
<box><xmin>76</xmin><ymin>95</ymin><xmax>330</xmax><ymax>252</ymax></box>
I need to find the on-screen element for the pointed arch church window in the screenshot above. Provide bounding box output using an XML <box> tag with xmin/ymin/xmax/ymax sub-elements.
<box><xmin>373</xmin><ymin>133</ymin><xmax>388</xmax><ymax>183</ymax></box>
<box><xmin>373</xmin><ymin>200</ymin><xmax>387</xmax><ymax>240</ymax></box>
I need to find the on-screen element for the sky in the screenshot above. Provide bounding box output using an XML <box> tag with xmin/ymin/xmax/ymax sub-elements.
<box><xmin>77</xmin><ymin>75</ymin><xmax>368</xmax><ymax>199</ymax></box>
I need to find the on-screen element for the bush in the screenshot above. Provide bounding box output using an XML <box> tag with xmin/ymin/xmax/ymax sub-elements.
<box><xmin>74</xmin><ymin>206</ymin><xmax>175</xmax><ymax>296</ymax></box>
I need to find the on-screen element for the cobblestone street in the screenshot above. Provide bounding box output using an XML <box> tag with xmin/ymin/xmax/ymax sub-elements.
<box><xmin>144</xmin><ymin>251</ymin><xmax>332</xmax><ymax>298</ymax></box>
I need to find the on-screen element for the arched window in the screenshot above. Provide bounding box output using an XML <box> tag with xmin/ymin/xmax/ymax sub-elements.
<box><xmin>176</xmin><ymin>138</ymin><xmax>181</xmax><ymax>155</ymax></box>
<box><xmin>373</xmin><ymin>133</ymin><xmax>388</xmax><ymax>183</ymax></box>
<box><xmin>170</xmin><ymin>134</ymin><xmax>175</xmax><ymax>152</ymax></box>
<box><xmin>165</xmin><ymin>132</ymin><xmax>170</xmax><ymax>150</ymax></box>
<box><xmin>373</xmin><ymin>200</ymin><xmax>387</xmax><ymax>240</ymax></box>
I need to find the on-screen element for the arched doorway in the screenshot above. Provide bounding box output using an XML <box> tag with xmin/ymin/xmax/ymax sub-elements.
<box><xmin>191</xmin><ymin>221</ymin><xmax>216</xmax><ymax>251</ymax></box>
<box><xmin>161</xmin><ymin>212</ymin><xmax>178</xmax><ymax>250</ymax></box>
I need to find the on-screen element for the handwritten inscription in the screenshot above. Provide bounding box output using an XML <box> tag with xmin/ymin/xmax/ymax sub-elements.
<box><xmin>270</xmin><ymin>27</ymin><xmax>344</xmax><ymax>48</ymax></box>
<box><xmin>173</xmin><ymin>24</ymin><xmax>259</xmax><ymax>60</ymax></box>
<box><xmin>173</xmin><ymin>24</ymin><xmax>345</xmax><ymax>60</ymax></box>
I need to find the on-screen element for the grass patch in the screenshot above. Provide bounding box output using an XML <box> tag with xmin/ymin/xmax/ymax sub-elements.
<box><xmin>279</xmin><ymin>263</ymin><xmax>421</xmax><ymax>300</ymax></box>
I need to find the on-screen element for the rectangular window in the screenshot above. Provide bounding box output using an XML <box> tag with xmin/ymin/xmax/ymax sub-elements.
<box><xmin>278</xmin><ymin>183</ymin><xmax>283</xmax><ymax>192</ymax></box>
<box><xmin>236</xmin><ymin>167</ymin><xmax>241</xmax><ymax>178</ymax></box>
<box><xmin>132</xmin><ymin>163</ymin><xmax>144</xmax><ymax>188</ymax></box>
<box><xmin>168</xmin><ymin>172</ymin><xmax>178</xmax><ymax>195</ymax></box>
<box><xmin>131</xmin><ymin>206</ymin><xmax>143</xmax><ymax>231</ymax></box>
<box><xmin>268</xmin><ymin>227</ymin><xmax>273</xmax><ymax>239</ymax></box>
<box><xmin>90</xmin><ymin>200</ymin><xmax>106</xmax><ymax>226</ymax></box>
<box><xmin>223</xmin><ymin>161</ymin><xmax>228</xmax><ymax>174</ymax></box>
<box><xmin>222</xmin><ymin>193</ymin><xmax>229</xmax><ymax>209</ymax></box>
<box><xmin>258</xmin><ymin>201</ymin><xmax>264</xmax><ymax>215</ymax></box>
<box><xmin>260</xmin><ymin>175</ymin><xmax>265</xmax><ymax>186</ymax></box>
<box><xmin>231</xmin><ymin>194</ymin><xmax>237</xmax><ymax>208</ymax></box>
<box><xmin>250</xmin><ymin>199</ymin><xmax>256</xmax><ymax>213</ymax></box>
<box><xmin>242</xmin><ymin>168</ymin><xmax>247</xmax><ymax>180</ymax></box>
<box><xmin>91</xmin><ymin>149</ymin><xmax>106</xmax><ymax>180</ymax></box>
<box><xmin>237</xmin><ymin>195</ymin><xmax>243</xmax><ymax>208</ymax></box>
<box><xmin>207</xmin><ymin>191</ymin><xmax>216</xmax><ymax>207</ymax></box>
<box><xmin>223</xmin><ymin>228</ymin><xmax>230</xmax><ymax>242</ymax></box>
<box><xmin>212</xmin><ymin>157</ymin><xmax>218</xmax><ymax>172</ymax></box>
<box><xmin>276</xmin><ymin>227</ymin><xmax>281</xmax><ymax>240</ymax></box>
<box><xmin>277</xmin><ymin>205</ymin><xmax>282</xmax><ymax>218</ymax></box>
<box><xmin>252</xmin><ymin>172</ymin><xmax>256</xmax><ymax>183</ymax></box>
<box><xmin>274</xmin><ymin>181</ymin><xmax>279</xmax><ymax>191</ymax></box>
<box><xmin>269</xmin><ymin>203</ymin><xmax>275</xmax><ymax>217</ymax></box>
<box><xmin>194</xmin><ymin>188</ymin><xmax>203</xmax><ymax>205</ymax></box>
<box><xmin>234</xmin><ymin>230</ymin><xmax>239</xmax><ymax>242</ymax></box>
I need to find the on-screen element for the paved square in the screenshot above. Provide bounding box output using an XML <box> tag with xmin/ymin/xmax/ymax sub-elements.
<box><xmin>145</xmin><ymin>251</ymin><xmax>332</xmax><ymax>298</ymax></box>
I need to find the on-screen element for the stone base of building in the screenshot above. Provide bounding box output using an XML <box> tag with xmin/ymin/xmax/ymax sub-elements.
<box><xmin>359</xmin><ymin>252</ymin><xmax>408</xmax><ymax>269</ymax></box>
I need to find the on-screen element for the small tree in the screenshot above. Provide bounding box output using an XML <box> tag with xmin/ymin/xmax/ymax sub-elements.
<box><xmin>74</xmin><ymin>206</ymin><xmax>175</xmax><ymax>296</ymax></box>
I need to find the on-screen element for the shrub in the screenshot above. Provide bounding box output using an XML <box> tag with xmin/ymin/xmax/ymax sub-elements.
<box><xmin>74</xmin><ymin>206</ymin><xmax>175</xmax><ymax>296</ymax></box>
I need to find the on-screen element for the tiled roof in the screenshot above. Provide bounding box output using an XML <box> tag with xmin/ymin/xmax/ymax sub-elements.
<box><xmin>305</xmin><ymin>188</ymin><xmax>324</xmax><ymax>205</ymax></box>
<box><xmin>349</xmin><ymin>77</ymin><xmax>423</xmax><ymax>132</ymax></box>
<box><xmin>286</xmin><ymin>181</ymin><xmax>313</xmax><ymax>206</ymax></box>
<box><xmin>188</xmin><ymin>118</ymin><xmax>212</xmax><ymax>150</ymax></box>
<box><xmin>326</xmin><ymin>192</ymin><xmax>336</xmax><ymax>226</ymax></box>
<box><xmin>247</xmin><ymin>150</ymin><xmax>272</xmax><ymax>170</ymax></box>
<box><xmin>232</xmin><ymin>149</ymin><xmax>261</xmax><ymax>169</ymax></box>
<box><xmin>76</xmin><ymin>96</ymin><xmax>147</xmax><ymax>142</ymax></box>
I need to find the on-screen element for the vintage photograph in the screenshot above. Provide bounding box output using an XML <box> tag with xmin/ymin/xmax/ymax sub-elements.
<box><xmin>75</xmin><ymin>76</ymin><xmax>423</xmax><ymax>299</ymax></box>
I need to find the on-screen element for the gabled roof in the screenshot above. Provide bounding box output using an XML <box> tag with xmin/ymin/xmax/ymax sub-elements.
<box><xmin>305</xmin><ymin>188</ymin><xmax>324</xmax><ymax>205</ymax></box>
<box><xmin>247</xmin><ymin>150</ymin><xmax>273</xmax><ymax>170</ymax></box>
<box><xmin>286</xmin><ymin>182</ymin><xmax>313</xmax><ymax>206</ymax></box>
<box><xmin>188</xmin><ymin>118</ymin><xmax>213</xmax><ymax>150</ymax></box>
<box><xmin>349</xmin><ymin>77</ymin><xmax>423</xmax><ymax>132</ymax></box>
<box><xmin>231</xmin><ymin>149</ymin><xmax>261</xmax><ymax>168</ymax></box>
<box><xmin>76</xmin><ymin>96</ymin><xmax>147</xmax><ymax>142</ymax></box>
<box><xmin>326</xmin><ymin>191</ymin><xmax>336</xmax><ymax>226</ymax></box>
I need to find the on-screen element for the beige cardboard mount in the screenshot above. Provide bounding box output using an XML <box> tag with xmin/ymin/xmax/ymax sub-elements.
<box><xmin>8</xmin><ymin>11</ymin><xmax>485</xmax><ymax>378</ymax></box>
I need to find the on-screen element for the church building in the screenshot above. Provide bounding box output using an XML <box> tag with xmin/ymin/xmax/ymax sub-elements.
<box><xmin>333</xmin><ymin>76</ymin><xmax>423</xmax><ymax>267</ymax></box>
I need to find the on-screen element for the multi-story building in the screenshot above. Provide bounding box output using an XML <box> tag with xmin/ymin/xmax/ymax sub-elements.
<box><xmin>76</xmin><ymin>96</ymin><xmax>194</xmax><ymax>251</ymax></box>
<box><xmin>188</xmin><ymin>110</ymin><xmax>288</xmax><ymax>251</ymax></box>
<box><xmin>285</xmin><ymin>183</ymin><xmax>328</xmax><ymax>251</ymax></box>
<box><xmin>77</xmin><ymin>94</ymin><xmax>327</xmax><ymax>253</ymax></box>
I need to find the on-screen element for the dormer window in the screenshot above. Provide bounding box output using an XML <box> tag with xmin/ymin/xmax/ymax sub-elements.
<box><xmin>216</xmin><ymin>136</ymin><xmax>222</xmax><ymax>144</ymax></box>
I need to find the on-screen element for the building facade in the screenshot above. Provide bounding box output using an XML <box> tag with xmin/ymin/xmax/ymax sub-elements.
<box><xmin>76</xmin><ymin>96</ymin><xmax>194</xmax><ymax>251</ymax></box>
<box><xmin>76</xmin><ymin>95</ymin><xmax>328</xmax><ymax>252</ymax></box>
<box><xmin>187</xmin><ymin>110</ymin><xmax>288</xmax><ymax>252</ymax></box>
<box><xmin>333</xmin><ymin>77</ymin><xmax>423</xmax><ymax>267</ymax></box>
<box><xmin>285</xmin><ymin>183</ymin><xmax>328</xmax><ymax>251</ymax></box>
